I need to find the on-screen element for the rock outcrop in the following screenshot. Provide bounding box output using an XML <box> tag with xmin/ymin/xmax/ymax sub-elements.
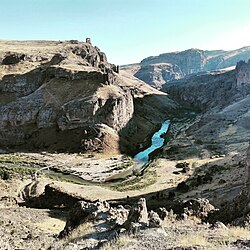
<box><xmin>59</xmin><ymin>200</ymin><xmax>111</xmax><ymax>237</ymax></box>
<box><xmin>141</xmin><ymin>49</ymin><xmax>207</xmax><ymax>75</ymax></box>
<box><xmin>245</xmin><ymin>143</ymin><xmax>250</xmax><ymax>199</ymax></box>
<box><xmin>162</xmin><ymin>58</ymin><xmax>250</xmax><ymax>157</ymax></box>
<box><xmin>236</xmin><ymin>60</ymin><xmax>250</xmax><ymax>87</ymax></box>
<box><xmin>58</xmin><ymin>198</ymin><xmax>167</xmax><ymax>249</ymax></box>
<box><xmin>134</xmin><ymin>63</ymin><xmax>184</xmax><ymax>89</ymax></box>
<box><xmin>21</xmin><ymin>183</ymin><xmax>83</xmax><ymax>209</ymax></box>
<box><xmin>123</xmin><ymin>198</ymin><xmax>149</xmax><ymax>232</ymax></box>
<box><xmin>0</xmin><ymin>40</ymin><xmax>177</xmax><ymax>153</ymax></box>
<box><xmin>162</xmin><ymin>69</ymin><xmax>237</xmax><ymax>110</ymax></box>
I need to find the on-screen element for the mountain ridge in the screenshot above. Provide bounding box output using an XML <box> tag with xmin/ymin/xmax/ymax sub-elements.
<box><xmin>122</xmin><ymin>46</ymin><xmax>250</xmax><ymax>89</ymax></box>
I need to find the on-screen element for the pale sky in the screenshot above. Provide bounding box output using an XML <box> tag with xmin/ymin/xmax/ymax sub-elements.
<box><xmin>1</xmin><ymin>0</ymin><xmax>250</xmax><ymax>64</ymax></box>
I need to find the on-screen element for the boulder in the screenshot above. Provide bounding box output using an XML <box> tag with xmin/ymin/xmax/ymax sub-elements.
<box><xmin>156</xmin><ymin>207</ymin><xmax>168</xmax><ymax>220</ymax></box>
<box><xmin>148</xmin><ymin>211</ymin><xmax>162</xmax><ymax>228</ymax></box>
<box><xmin>176</xmin><ymin>181</ymin><xmax>190</xmax><ymax>193</ymax></box>
<box><xmin>107</xmin><ymin>205</ymin><xmax>129</xmax><ymax>225</ymax></box>
<box><xmin>181</xmin><ymin>198</ymin><xmax>215</xmax><ymax>219</ymax></box>
<box><xmin>60</xmin><ymin>200</ymin><xmax>110</xmax><ymax>237</ymax></box>
<box><xmin>123</xmin><ymin>198</ymin><xmax>149</xmax><ymax>230</ymax></box>
<box><xmin>0</xmin><ymin>196</ymin><xmax>18</xmax><ymax>208</ymax></box>
<box><xmin>22</xmin><ymin>183</ymin><xmax>82</xmax><ymax>209</ymax></box>
<box><xmin>2</xmin><ymin>53</ymin><xmax>26</xmax><ymax>65</ymax></box>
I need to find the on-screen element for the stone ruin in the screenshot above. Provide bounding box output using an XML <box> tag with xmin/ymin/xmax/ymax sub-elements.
<box><xmin>85</xmin><ymin>37</ymin><xmax>91</xmax><ymax>44</ymax></box>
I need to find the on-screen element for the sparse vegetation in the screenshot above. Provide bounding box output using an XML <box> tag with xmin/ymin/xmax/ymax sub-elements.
<box><xmin>46</xmin><ymin>173</ymin><xmax>86</xmax><ymax>185</ymax></box>
<box><xmin>101</xmin><ymin>234</ymin><xmax>137</xmax><ymax>250</ymax></box>
<box><xmin>66</xmin><ymin>222</ymin><xmax>95</xmax><ymax>244</ymax></box>
<box><xmin>0</xmin><ymin>155</ymin><xmax>43</xmax><ymax>166</ymax></box>
<box><xmin>220</xmin><ymin>226</ymin><xmax>250</xmax><ymax>242</ymax></box>
<box><xmin>162</xmin><ymin>219</ymin><xmax>250</xmax><ymax>250</ymax></box>
<box><xmin>107</xmin><ymin>161</ymin><xmax>158</xmax><ymax>191</ymax></box>
<box><xmin>0</xmin><ymin>165</ymin><xmax>37</xmax><ymax>179</ymax></box>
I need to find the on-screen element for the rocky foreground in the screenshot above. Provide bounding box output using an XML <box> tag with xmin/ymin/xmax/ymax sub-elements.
<box><xmin>1</xmin><ymin>180</ymin><xmax>250</xmax><ymax>249</ymax></box>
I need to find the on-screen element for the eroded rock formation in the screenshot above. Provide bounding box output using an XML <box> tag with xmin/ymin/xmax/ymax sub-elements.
<box><xmin>0</xmin><ymin>40</ymin><xmax>177</xmax><ymax>153</ymax></box>
<box><xmin>236</xmin><ymin>60</ymin><xmax>250</xmax><ymax>87</ymax></box>
<box><xmin>141</xmin><ymin>49</ymin><xmax>207</xmax><ymax>75</ymax></box>
<box><xmin>245</xmin><ymin>143</ymin><xmax>250</xmax><ymax>198</ymax></box>
<box><xmin>134</xmin><ymin>63</ymin><xmax>184</xmax><ymax>89</ymax></box>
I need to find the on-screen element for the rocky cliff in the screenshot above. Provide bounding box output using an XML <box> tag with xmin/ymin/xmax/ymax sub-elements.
<box><xmin>236</xmin><ymin>60</ymin><xmax>250</xmax><ymax>87</ymax></box>
<box><xmin>163</xmin><ymin>58</ymin><xmax>250</xmax><ymax>111</ymax></box>
<box><xmin>123</xmin><ymin>46</ymin><xmax>250</xmax><ymax>89</ymax></box>
<box><xmin>141</xmin><ymin>48</ymin><xmax>207</xmax><ymax>75</ymax></box>
<box><xmin>246</xmin><ymin>143</ymin><xmax>250</xmax><ymax>198</ymax></box>
<box><xmin>0</xmin><ymin>40</ymin><xmax>176</xmax><ymax>153</ymax></box>
<box><xmin>162</xmin><ymin>61</ymin><xmax>250</xmax><ymax>157</ymax></box>
<box><xmin>134</xmin><ymin>63</ymin><xmax>184</xmax><ymax>89</ymax></box>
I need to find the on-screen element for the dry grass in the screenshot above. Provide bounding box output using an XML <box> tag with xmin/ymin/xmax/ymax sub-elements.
<box><xmin>219</xmin><ymin>226</ymin><xmax>250</xmax><ymax>241</ymax></box>
<box><xmin>162</xmin><ymin>219</ymin><xmax>250</xmax><ymax>250</ymax></box>
<box><xmin>51</xmin><ymin>221</ymin><xmax>95</xmax><ymax>249</ymax></box>
<box><xmin>178</xmin><ymin>233</ymin><xmax>212</xmax><ymax>248</ymax></box>
<box><xmin>66</xmin><ymin>222</ymin><xmax>95</xmax><ymax>243</ymax></box>
<box><xmin>35</xmin><ymin>217</ymin><xmax>66</xmax><ymax>234</ymax></box>
<box><xmin>49</xmin><ymin>222</ymin><xmax>96</xmax><ymax>250</ymax></box>
<box><xmin>100</xmin><ymin>234</ymin><xmax>137</xmax><ymax>250</ymax></box>
<box><xmin>107</xmin><ymin>161</ymin><xmax>158</xmax><ymax>191</ymax></box>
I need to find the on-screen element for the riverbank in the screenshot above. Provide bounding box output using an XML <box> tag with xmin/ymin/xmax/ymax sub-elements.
<box><xmin>134</xmin><ymin>119</ymin><xmax>171</xmax><ymax>164</ymax></box>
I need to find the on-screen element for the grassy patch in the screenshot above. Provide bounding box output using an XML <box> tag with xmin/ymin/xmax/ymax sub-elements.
<box><xmin>46</xmin><ymin>173</ymin><xmax>86</xmax><ymax>185</ymax></box>
<box><xmin>52</xmin><ymin>222</ymin><xmax>95</xmax><ymax>249</ymax></box>
<box><xmin>220</xmin><ymin>226</ymin><xmax>250</xmax><ymax>242</ymax></box>
<box><xmin>107</xmin><ymin>161</ymin><xmax>158</xmax><ymax>192</ymax></box>
<box><xmin>162</xmin><ymin>219</ymin><xmax>250</xmax><ymax>250</ymax></box>
<box><xmin>0</xmin><ymin>155</ymin><xmax>42</xmax><ymax>166</ymax></box>
<box><xmin>0</xmin><ymin>165</ymin><xmax>37</xmax><ymax>180</ymax></box>
<box><xmin>178</xmin><ymin>233</ymin><xmax>211</xmax><ymax>248</ymax></box>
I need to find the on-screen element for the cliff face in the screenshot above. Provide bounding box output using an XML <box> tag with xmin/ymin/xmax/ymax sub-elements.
<box><xmin>162</xmin><ymin>70</ymin><xmax>237</xmax><ymax>110</ymax></box>
<box><xmin>162</xmin><ymin>62</ymin><xmax>250</xmax><ymax>156</ymax></box>
<box><xmin>236</xmin><ymin>60</ymin><xmax>250</xmax><ymax>87</ymax></box>
<box><xmin>0</xmin><ymin>41</ymin><xmax>132</xmax><ymax>152</ymax></box>
<box><xmin>124</xmin><ymin>46</ymin><xmax>250</xmax><ymax>89</ymax></box>
<box><xmin>0</xmin><ymin>40</ymin><xmax>176</xmax><ymax>153</ymax></box>
<box><xmin>246</xmin><ymin>144</ymin><xmax>250</xmax><ymax>194</ymax></box>
<box><xmin>141</xmin><ymin>49</ymin><xmax>207</xmax><ymax>75</ymax></box>
<box><xmin>163</xmin><ymin>57</ymin><xmax>250</xmax><ymax>111</ymax></box>
<box><xmin>134</xmin><ymin>63</ymin><xmax>184</xmax><ymax>89</ymax></box>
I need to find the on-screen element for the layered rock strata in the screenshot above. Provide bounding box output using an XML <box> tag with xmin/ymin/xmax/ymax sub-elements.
<box><xmin>0</xmin><ymin>40</ymin><xmax>176</xmax><ymax>153</ymax></box>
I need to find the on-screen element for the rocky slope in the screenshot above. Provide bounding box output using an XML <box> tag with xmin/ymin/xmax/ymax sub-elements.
<box><xmin>134</xmin><ymin>63</ymin><xmax>184</xmax><ymax>89</ymax></box>
<box><xmin>123</xmin><ymin>46</ymin><xmax>250</xmax><ymax>88</ymax></box>
<box><xmin>0</xmin><ymin>40</ymin><xmax>176</xmax><ymax>154</ymax></box>
<box><xmin>162</xmin><ymin>60</ymin><xmax>250</xmax><ymax>159</ymax></box>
